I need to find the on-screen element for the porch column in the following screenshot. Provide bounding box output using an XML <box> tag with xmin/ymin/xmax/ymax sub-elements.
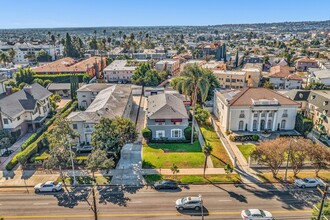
<box><xmin>257</xmin><ymin>111</ymin><xmax>261</xmax><ymax>131</ymax></box>
<box><xmin>250</xmin><ymin>111</ymin><xmax>254</xmax><ymax>131</ymax></box>
<box><xmin>265</xmin><ymin>112</ymin><xmax>269</xmax><ymax>130</ymax></box>
<box><xmin>272</xmin><ymin>111</ymin><xmax>277</xmax><ymax>131</ymax></box>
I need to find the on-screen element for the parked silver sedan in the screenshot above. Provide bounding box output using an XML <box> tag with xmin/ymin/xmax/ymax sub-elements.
<box><xmin>34</xmin><ymin>181</ymin><xmax>62</xmax><ymax>193</ymax></box>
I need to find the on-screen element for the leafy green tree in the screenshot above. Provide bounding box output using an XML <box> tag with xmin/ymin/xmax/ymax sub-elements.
<box><xmin>91</xmin><ymin>117</ymin><xmax>137</xmax><ymax>159</ymax></box>
<box><xmin>179</xmin><ymin>64</ymin><xmax>209</xmax><ymax>144</ymax></box>
<box><xmin>49</xmin><ymin>94</ymin><xmax>61</xmax><ymax>113</ymax></box>
<box><xmin>43</xmin><ymin>80</ymin><xmax>52</xmax><ymax>88</ymax></box>
<box><xmin>0</xmin><ymin>129</ymin><xmax>13</xmax><ymax>152</ymax></box>
<box><xmin>36</xmin><ymin>50</ymin><xmax>52</xmax><ymax>62</ymax></box>
<box><xmin>63</xmin><ymin>33</ymin><xmax>79</xmax><ymax>57</ymax></box>
<box><xmin>132</xmin><ymin>63</ymin><xmax>161</xmax><ymax>86</ymax></box>
<box><xmin>195</xmin><ymin>105</ymin><xmax>211</xmax><ymax>125</ymax></box>
<box><xmin>263</xmin><ymin>81</ymin><xmax>274</xmax><ymax>89</ymax></box>
<box><xmin>203</xmin><ymin>69</ymin><xmax>220</xmax><ymax>101</ymax></box>
<box><xmin>8</xmin><ymin>48</ymin><xmax>16</xmax><ymax>63</ymax></box>
<box><xmin>46</xmin><ymin>117</ymin><xmax>78</xmax><ymax>182</ymax></box>
<box><xmin>33</xmin><ymin>78</ymin><xmax>44</xmax><ymax>86</ymax></box>
<box><xmin>70</xmin><ymin>74</ymin><xmax>79</xmax><ymax>99</ymax></box>
<box><xmin>86</xmin><ymin>149</ymin><xmax>114</xmax><ymax>179</ymax></box>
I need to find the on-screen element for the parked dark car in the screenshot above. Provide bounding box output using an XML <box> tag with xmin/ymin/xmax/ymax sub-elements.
<box><xmin>0</xmin><ymin>150</ymin><xmax>14</xmax><ymax>157</ymax></box>
<box><xmin>154</xmin><ymin>180</ymin><xmax>178</xmax><ymax>190</ymax></box>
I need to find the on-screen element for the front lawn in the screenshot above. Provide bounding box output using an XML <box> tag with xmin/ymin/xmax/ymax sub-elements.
<box><xmin>144</xmin><ymin>174</ymin><xmax>241</xmax><ymax>184</ymax></box>
<box><xmin>257</xmin><ymin>171</ymin><xmax>330</xmax><ymax>183</ymax></box>
<box><xmin>143</xmin><ymin>141</ymin><xmax>204</xmax><ymax>168</ymax></box>
<box><xmin>200</xmin><ymin>124</ymin><xmax>232</xmax><ymax>168</ymax></box>
<box><xmin>237</xmin><ymin>144</ymin><xmax>256</xmax><ymax>161</ymax></box>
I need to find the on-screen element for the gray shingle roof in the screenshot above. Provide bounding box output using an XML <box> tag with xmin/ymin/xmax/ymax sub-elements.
<box><xmin>308</xmin><ymin>90</ymin><xmax>330</xmax><ymax>117</ymax></box>
<box><xmin>77</xmin><ymin>83</ymin><xmax>113</xmax><ymax>92</ymax></box>
<box><xmin>0</xmin><ymin>83</ymin><xmax>52</xmax><ymax>118</ymax></box>
<box><xmin>67</xmin><ymin>84</ymin><xmax>132</xmax><ymax>122</ymax></box>
<box><xmin>147</xmin><ymin>93</ymin><xmax>189</xmax><ymax>119</ymax></box>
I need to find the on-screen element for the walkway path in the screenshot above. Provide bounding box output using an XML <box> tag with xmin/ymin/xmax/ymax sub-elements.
<box><xmin>110</xmin><ymin>144</ymin><xmax>145</xmax><ymax>186</ymax></box>
<box><xmin>0</xmin><ymin>132</ymin><xmax>33</xmax><ymax>170</ymax></box>
<box><xmin>210</xmin><ymin>116</ymin><xmax>262</xmax><ymax>184</ymax></box>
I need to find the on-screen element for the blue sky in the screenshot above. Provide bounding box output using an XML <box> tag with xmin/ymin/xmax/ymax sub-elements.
<box><xmin>1</xmin><ymin>0</ymin><xmax>330</xmax><ymax>29</ymax></box>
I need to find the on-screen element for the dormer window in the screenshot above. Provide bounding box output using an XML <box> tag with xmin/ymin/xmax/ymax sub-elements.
<box><xmin>323</xmin><ymin>101</ymin><xmax>328</xmax><ymax>106</ymax></box>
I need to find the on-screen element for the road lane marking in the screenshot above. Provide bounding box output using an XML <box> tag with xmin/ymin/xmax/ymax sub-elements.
<box><xmin>33</xmin><ymin>202</ymin><xmax>49</xmax><ymax>206</ymax></box>
<box><xmin>2</xmin><ymin>209</ymin><xmax>312</xmax><ymax>219</ymax></box>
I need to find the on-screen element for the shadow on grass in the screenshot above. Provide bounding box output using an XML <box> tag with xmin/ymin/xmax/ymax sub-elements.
<box><xmin>142</xmin><ymin>160</ymin><xmax>155</xmax><ymax>169</ymax></box>
<box><xmin>210</xmin><ymin>154</ymin><xmax>227</xmax><ymax>166</ymax></box>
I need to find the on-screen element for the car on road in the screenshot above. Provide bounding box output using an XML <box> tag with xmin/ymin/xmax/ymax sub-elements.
<box><xmin>34</xmin><ymin>181</ymin><xmax>62</xmax><ymax>193</ymax></box>
<box><xmin>154</xmin><ymin>180</ymin><xmax>178</xmax><ymax>190</ymax></box>
<box><xmin>175</xmin><ymin>196</ymin><xmax>202</xmax><ymax>211</ymax></box>
<box><xmin>241</xmin><ymin>209</ymin><xmax>273</xmax><ymax>220</ymax></box>
<box><xmin>0</xmin><ymin>150</ymin><xmax>14</xmax><ymax>157</ymax></box>
<box><xmin>76</xmin><ymin>145</ymin><xmax>93</xmax><ymax>153</ymax></box>
<box><xmin>294</xmin><ymin>178</ymin><xmax>323</xmax><ymax>188</ymax></box>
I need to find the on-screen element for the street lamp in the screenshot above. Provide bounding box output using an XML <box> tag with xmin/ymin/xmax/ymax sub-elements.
<box><xmin>284</xmin><ymin>138</ymin><xmax>297</xmax><ymax>182</ymax></box>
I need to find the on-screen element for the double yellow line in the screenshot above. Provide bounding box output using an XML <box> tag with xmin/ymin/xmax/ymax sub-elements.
<box><xmin>1</xmin><ymin>209</ymin><xmax>312</xmax><ymax>219</ymax></box>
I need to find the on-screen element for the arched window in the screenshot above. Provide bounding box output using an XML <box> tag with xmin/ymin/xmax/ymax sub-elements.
<box><xmin>267</xmin><ymin>120</ymin><xmax>272</xmax><ymax>130</ymax></box>
<box><xmin>253</xmin><ymin>120</ymin><xmax>257</xmax><ymax>131</ymax></box>
<box><xmin>238</xmin><ymin>121</ymin><xmax>244</xmax><ymax>131</ymax></box>
<box><xmin>281</xmin><ymin>120</ymin><xmax>286</xmax><ymax>129</ymax></box>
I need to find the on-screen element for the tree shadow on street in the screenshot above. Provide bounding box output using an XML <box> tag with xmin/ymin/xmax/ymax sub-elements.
<box><xmin>205</xmin><ymin>177</ymin><xmax>248</xmax><ymax>203</ymax></box>
<box><xmin>53</xmin><ymin>186</ymin><xmax>91</xmax><ymax>208</ymax></box>
<box><xmin>98</xmin><ymin>185</ymin><xmax>143</xmax><ymax>207</ymax></box>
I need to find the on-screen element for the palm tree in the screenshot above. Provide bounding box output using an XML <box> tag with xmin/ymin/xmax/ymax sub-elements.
<box><xmin>8</xmin><ymin>48</ymin><xmax>16</xmax><ymax>63</ymax></box>
<box><xmin>203</xmin><ymin>143</ymin><xmax>212</xmax><ymax>177</ymax></box>
<box><xmin>181</xmin><ymin>64</ymin><xmax>209</xmax><ymax>144</ymax></box>
<box><xmin>0</xmin><ymin>52</ymin><xmax>10</xmax><ymax>66</ymax></box>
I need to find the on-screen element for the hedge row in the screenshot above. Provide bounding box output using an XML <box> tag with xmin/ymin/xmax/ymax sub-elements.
<box><xmin>33</xmin><ymin>74</ymin><xmax>89</xmax><ymax>83</ymax></box>
<box><xmin>6</xmin><ymin>101</ymin><xmax>78</xmax><ymax>171</ymax></box>
<box><xmin>21</xmin><ymin>100</ymin><xmax>73</xmax><ymax>150</ymax></box>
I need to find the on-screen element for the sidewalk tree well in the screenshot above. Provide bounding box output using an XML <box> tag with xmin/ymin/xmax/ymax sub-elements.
<box><xmin>251</xmin><ymin>138</ymin><xmax>288</xmax><ymax>178</ymax></box>
<box><xmin>86</xmin><ymin>149</ymin><xmax>115</xmax><ymax>179</ymax></box>
<box><xmin>170</xmin><ymin>163</ymin><xmax>180</xmax><ymax>179</ymax></box>
<box><xmin>91</xmin><ymin>117</ymin><xmax>137</xmax><ymax>160</ymax></box>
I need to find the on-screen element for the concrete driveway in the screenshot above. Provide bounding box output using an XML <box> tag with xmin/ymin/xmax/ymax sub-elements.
<box><xmin>110</xmin><ymin>144</ymin><xmax>145</xmax><ymax>186</ymax></box>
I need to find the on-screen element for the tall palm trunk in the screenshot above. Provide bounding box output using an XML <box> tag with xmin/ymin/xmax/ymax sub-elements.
<box><xmin>190</xmin><ymin>85</ymin><xmax>198</xmax><ymax>144</ymax></box>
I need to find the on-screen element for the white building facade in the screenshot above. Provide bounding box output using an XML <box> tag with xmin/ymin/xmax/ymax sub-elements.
<box><xmin>213</xmin><ymin>88</ymin><xmax>299</xmax><ymax>132</ymax></box>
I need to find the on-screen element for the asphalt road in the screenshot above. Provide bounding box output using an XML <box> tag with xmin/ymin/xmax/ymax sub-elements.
<box><xmin>0</xmin><ymin>183</ymin><xmax>322</xmax><ymax>220</ymax></box>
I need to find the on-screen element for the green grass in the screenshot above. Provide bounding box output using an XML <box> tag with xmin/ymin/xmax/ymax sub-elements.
<box><xmin>143</xmin><ymin>141</ymin><xmax>204</xmax><ymax>168</ymax></box>
<box><xmin>144</xmin><ymin>174</ymin><xmax>241</xmax><ymax>184</ymax></box>
<box><xmin>57</xmin><ymin>176</ymin><xmax>112</xmax><ymax>185</ymax></box>
<box><xmin>237</xmin><ymin>144</ymin><xmax>256</xmax><ymax>161</ymax></box>
<box><xmin>200</xmin><ymin>124</ymin><xmax>232</xmax><ymax>168</ymax></box>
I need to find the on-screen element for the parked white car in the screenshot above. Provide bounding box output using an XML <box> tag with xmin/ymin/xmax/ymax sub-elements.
<box><xmin>294</xmin><ymin>178</ymin><xmax>323</xmax><ymax>188</ymax></box>
<box><xmin>241</xmin><ymin>209</ymin><xmax>273</xmax><ymax>220</ymax></box>
<box><xmin>34</xmin><ymin>181</ymin><xmax>62</xmax><ymax>193</ymax></box>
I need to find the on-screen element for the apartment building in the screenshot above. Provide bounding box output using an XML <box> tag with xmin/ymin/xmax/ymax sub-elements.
<box><xmin>155</xmin><ymin>59</ymin><xmax>180</xmax><ymax>75</ymax></box>
<box><xmin>212</xmin><ymin>70</ymin><xmax>247</xmax><ymax>89</ymax></box>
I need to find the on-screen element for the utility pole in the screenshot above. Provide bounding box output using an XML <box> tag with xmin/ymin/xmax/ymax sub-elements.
<box><xmin>317</xmin><ymin>184</ymin><xmax>328</xmax><ymax>220</ymax></box>
<box><xmin>92</xmin><ymin>186</ymin><xmax>98</xmax><ymax>220</ymax></box>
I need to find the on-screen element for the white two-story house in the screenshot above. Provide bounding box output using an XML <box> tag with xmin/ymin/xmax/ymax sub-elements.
<box><xmin>67</xmin><ymin>84</ymin><xmax>133</xmax><ymax>145</ymax></box>
<box><xmin>0</xmin><ymin>83</ymin><xmax>52</xmax><ymax>136</ymax></box>
<box><xmin>213</xmin><ymin>87</ymin><xmax>299</xmax><ymax>132</ymax></box>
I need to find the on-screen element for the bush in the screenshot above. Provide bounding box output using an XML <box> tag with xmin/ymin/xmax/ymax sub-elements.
<box><xmin>195</xmin><ymin>106</ymin><xmax>210</xmax><ymax>125</ymax></box>
<box><xmin>295</xmin><ymin>114</ymin><xmax>313</xmax><ymax>136</ymax></box>
<box><xmin>142</xmin><ymin>128</ymin><xmax>152</xmax><ymax>141</ymax></box>
<box><xmin>225</xmin><ymin>130</ymin><xmax>231</xmax><ymax>136</ymax></box>
<box><xmin>6</xmin><ymin>101</ymin><xmax>77</xmax><ymax>171</ymax></box>
<box><xmin>231</xmin><ymin>135</ymin><xmax>259</xmax><ymax>142</ymax></box>
<box><xmin>184</xmin><ymin>126</ymin><xmax>192</xmax><ymax>141</ymax></box>
<box><xmin>33</xmin><ymin>73</ymin><xmax>88</xmax><ymax>83</ymax></box>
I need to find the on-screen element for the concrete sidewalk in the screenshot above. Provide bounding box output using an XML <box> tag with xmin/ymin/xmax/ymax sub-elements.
<box><xmin>0</xmin><ymin>167</ymin><xmax>230</xmax><ymax>187</ymax></box>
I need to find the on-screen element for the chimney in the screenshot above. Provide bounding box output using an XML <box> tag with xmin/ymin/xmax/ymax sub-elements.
<box><xmin>23</xmin><ymin>85</ymin><xmax>33</xmax><ymax>94</ymax></box>
<box><xmin>5</xmin><ymin>86</ymin><xmax>12</xmax><ymax>95</ymax></box>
